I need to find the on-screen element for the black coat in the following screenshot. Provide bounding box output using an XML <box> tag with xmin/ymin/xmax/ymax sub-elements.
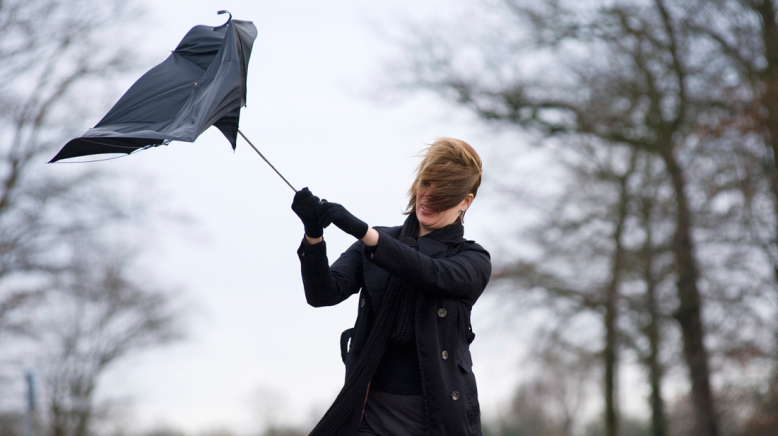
<box><xmin>297</xmin><ymin>225</ymin><xmax>491</xmax><ymax>435</ymax></box>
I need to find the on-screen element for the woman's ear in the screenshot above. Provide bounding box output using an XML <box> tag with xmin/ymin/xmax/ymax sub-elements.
<box><xmin>458</xmin><ymin>194</ymin><xmax>475</xmax><ymax>223</ymax></box>
<box><xmin>462</xmin><ymin>193</ymin><xmax>474</xmax><ymax>210</ymax></box>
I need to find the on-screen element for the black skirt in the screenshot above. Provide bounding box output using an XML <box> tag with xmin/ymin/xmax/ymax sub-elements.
<box><xmin>357</xmin><ymin>389</ymin><xmax>425</xmax><ymax>436</ymax></box>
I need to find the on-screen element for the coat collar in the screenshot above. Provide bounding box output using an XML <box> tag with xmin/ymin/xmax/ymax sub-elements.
<box><xmin>374</xmin><ymin>224</ymin><xmax>459</xmax><ymax>259</ymax></box>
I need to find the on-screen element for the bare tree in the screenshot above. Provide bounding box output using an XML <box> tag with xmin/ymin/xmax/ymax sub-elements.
<box><xmin>0</xmin><ymin>0</ymin><xmax>141</xmax><ymax>338</ymax></box>
<box><xmin>37</xmin><ymin>241</ymin><xmax>182</xmax><ymax>436</ymax></box>
<box><xmin>493</xmin><ymin>139</ymin><xmax>675</xmax><ymax>436</ymax></box>
<box><xmin>387</xmin><ymin>1</ymin><xmax>776</xmax><ymax>435</ymax></box>
<box><xmin>0</xmin><ymin>1</ymin><xmax>191</xmax><ymax>435</ymax></box>
<box><xmin>685</xmin><ymin>0</ymin><xmax>778</xmax><ymax>377</ymax></box>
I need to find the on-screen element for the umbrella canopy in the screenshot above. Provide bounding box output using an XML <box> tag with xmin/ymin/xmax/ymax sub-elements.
<box><xmin>50</xmin><ymin>13</ymin><xmax>257</xmax><ymax>162</ymax></box>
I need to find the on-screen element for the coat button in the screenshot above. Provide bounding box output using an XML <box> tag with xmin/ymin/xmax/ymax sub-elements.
<box><xmin>441</xmin><ymin>351</ymin><xmax>448</xmax><ymax>360</ymax></box>
<box><xmin>451</xmin><ymin>391</ymin><xmax>460</xmax><ymax>401</ymax></box>
<box><xmin>437</xmin><ymin>308</ymin><xmax>447</xmax><ymax>318</ymax></box>
<box><xmin>360</xmin><ymin>298</ymin><xmax>366</xmax><ymax>308</ymax></box>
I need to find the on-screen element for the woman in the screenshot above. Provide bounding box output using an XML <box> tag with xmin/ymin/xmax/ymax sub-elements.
<box><xmin>292</xmin><ymin>138</ymin><xmax>491</xmax><ymax>436</ymax></box>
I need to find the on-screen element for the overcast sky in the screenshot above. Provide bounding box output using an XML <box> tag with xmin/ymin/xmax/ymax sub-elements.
<box><xmin>71</xmin><ymin>0</ymin><xmax>542</xmax><ymax>433</ymax></box>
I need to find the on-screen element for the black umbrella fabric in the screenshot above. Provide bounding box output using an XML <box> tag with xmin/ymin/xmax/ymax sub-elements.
<box><xmin>49</xmin><ymin>13</ymin><xmax>257</xmax><ymax>163</ymax></box>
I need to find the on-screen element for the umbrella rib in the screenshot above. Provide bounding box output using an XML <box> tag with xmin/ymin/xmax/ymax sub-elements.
<box><xmin>238</xmin><ymin>129</ymin><xmax>296</xmax><ymax>192</ymax></box>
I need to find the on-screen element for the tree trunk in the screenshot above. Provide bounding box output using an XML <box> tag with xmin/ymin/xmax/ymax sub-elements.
<box><xmin>604</xmin><ymin>289</ymin><xmax>619</xmax><ymax>436</ymax></box>
<box><xmin>756</xmin><ymin>0</ymin><xmax>778</xmax><ymax>284</ymax></box>
<box><xmin>750</xmin><ymin>0</ymin><xmax>778</xmax><ymax>410</ymax></box>
<box><xmin>603</xmin><ymin>156</ymin><xmax>635</xmax><ymax>436</ymax></box>
<box><xmin>639</xmin><ymin>171</ymin><xmax>667</xmax><ymax>436</ymax></box>
<box><xmin>660</xmin><ymin>147</ymin><xmax>718</xmax><ymax>436</ymax></box>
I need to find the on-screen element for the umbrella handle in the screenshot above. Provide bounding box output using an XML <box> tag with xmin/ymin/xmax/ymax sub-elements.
<box><xmin>238</xmin><ymin>129</ymin><xmax>297</xmax><ymax>192</ymax></box>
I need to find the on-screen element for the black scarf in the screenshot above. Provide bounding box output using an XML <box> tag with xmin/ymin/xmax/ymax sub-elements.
<box><xmin>309</xmin><ymin>213</ymin><xmax>465</xmax><ymax>436</ymax></box>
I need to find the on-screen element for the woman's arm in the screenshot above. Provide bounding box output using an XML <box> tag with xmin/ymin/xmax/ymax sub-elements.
<box><xmin>361</xmin><ymin>228</ymin><xmax>379</xmax><ymax>246</ymax></box>
<box><xmin>298</xmin><ymin>238</ymin><xmax>364</xmax><ymax>307</ymax></box>
<box><xmin>316</xmin><ymin>200</ymin><xmax>489</xmax><ymax>304</ymax></box>
<box><xmin>305</xmin><ymin>235</ymin><xmax>323</xmax><ymax>245</ymax></box>
<box><xmin>293</xmin><ymin>190</ymin><xmax>364</xmax><ymax>307</ymax></box>
<box><xmin>368</xmin><ymin>231</ymin><xmax>491</xmax><ymax>306</ymax></box>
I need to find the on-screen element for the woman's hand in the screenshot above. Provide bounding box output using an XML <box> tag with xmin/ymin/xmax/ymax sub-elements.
<box><xmin>318</xmin><ymin>201</ymin><xmax>369</xmax><ymax>240</ymax></box>
<box><xmin>291</xmin><ymin>188</ymin><xmax>323</xmax><ymax>239</ymax></box>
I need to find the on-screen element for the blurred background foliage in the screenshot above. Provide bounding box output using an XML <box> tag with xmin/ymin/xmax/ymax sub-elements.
<box><xmin>0</xmin><ymin>0</ymin><xmax>184</xmax><ymax>435</ymax></box>
<box><xmin>390</xmin><ymin>0</ymin><xmax>778</xmax><ymax>435</ymax></box>
<box><xmin>5</xmin><ymin>0</ymin><xmax>778</xmax><ymax>435</ymax></box>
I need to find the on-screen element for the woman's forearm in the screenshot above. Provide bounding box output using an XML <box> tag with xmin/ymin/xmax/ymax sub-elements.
<box><xmin>361</xmin><ymin>227</ymin><xmax>379</xmax><ymax>246</ymax></box>
<box><xmin>305</xmin><ymin>235</ymin><xmax>323</xmax><ymax>245</ymax></box>
<box><xmin>306</xmin><ymin>227</ymin><xmax>375</xmax><ymax>246</ymax></box>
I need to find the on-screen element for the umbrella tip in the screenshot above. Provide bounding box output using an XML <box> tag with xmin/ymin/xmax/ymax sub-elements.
<box><xmin>214</xmin><ymin>10</ymin><xmax>232</xmax><ymax>29</ymax></box>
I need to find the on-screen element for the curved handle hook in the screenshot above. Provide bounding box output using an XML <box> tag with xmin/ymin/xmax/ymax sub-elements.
<box><xmin>213</xmin><ymin>10</ymin><xmax>232</xmax><ymax>29</ymax></box>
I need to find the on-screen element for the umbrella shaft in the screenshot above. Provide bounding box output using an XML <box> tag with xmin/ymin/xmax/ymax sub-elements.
<box><xmin>238</xmin><ymin>129</ymin><xmax>296</xmax><ymax>192</ymax></box>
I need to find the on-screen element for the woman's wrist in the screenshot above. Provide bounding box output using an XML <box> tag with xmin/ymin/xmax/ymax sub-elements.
<box><xmin>361</xmin><ymin>227</ymin><xmax>379</xmax><ymax>247</ymax></box>
<box><xmin>305</xmin><ymin>235</ymin><xmax>323</xmax><ymax>245</ymax></box>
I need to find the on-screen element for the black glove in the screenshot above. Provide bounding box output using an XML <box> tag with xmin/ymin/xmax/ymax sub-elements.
<box><xmin>292</xmin><ymin>187</ymin><xmax>323</xmax><ymax>238</ymax></box>
<box><xmin>318</xmin><ymin>200</ymin><xmax>369</xmax><ymax>240</ymax></box>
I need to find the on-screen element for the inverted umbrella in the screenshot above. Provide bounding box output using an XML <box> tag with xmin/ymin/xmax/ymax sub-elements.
<box><xmin>50</xmin><ymin>11</ymin><xmax>296</xmax><ymax>191</ymax></box>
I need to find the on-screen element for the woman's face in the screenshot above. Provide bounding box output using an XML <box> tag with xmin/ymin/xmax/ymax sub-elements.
<box><xmin>416</xmin><ymin>182</ymin><xmax>474</xmax><ymax>236</ymax></box>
